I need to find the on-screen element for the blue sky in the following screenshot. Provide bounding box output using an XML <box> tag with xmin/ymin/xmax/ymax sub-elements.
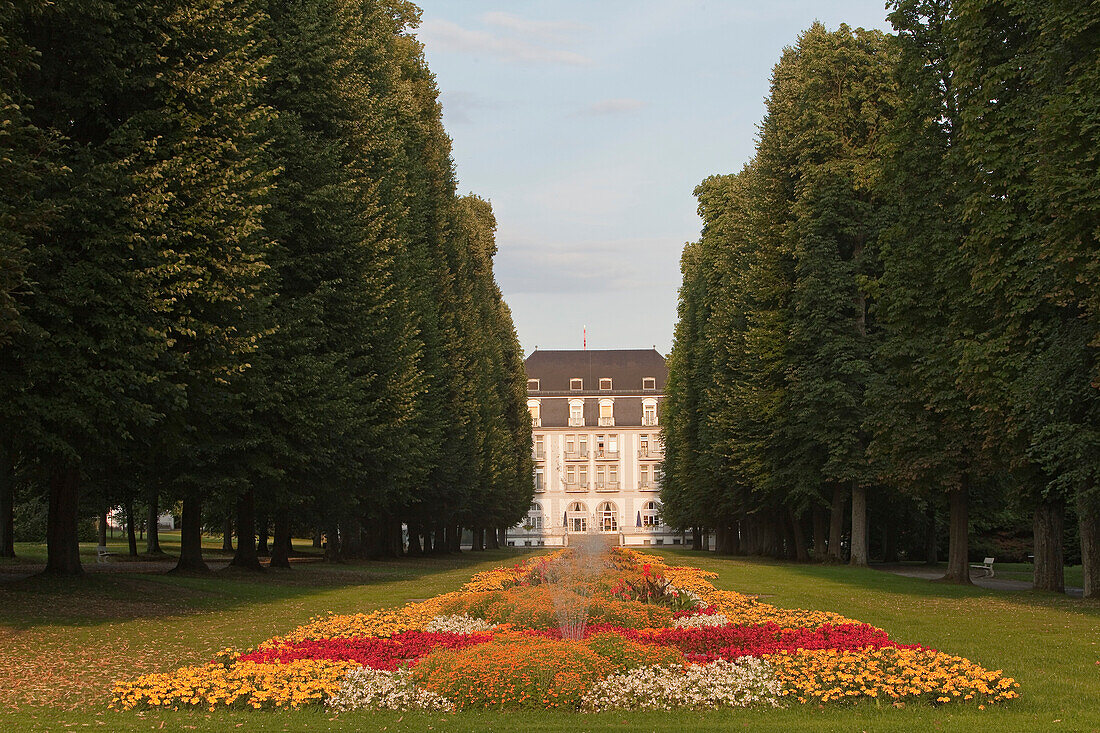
<box><xmin>414</xmin><ymin>1</ymin><xmax>894</xmax><ymax>355</ymax></box>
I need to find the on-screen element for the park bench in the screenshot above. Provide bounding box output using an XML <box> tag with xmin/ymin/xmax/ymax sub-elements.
<box><xmin>96</xmin><ymin>545</ymin><xmax>114</xmax><ymax>563</ymax></box>
<box><xmin>970</xmin><ymin>556</ymin><xmax>995</xmax><ymax>578</ymax></box>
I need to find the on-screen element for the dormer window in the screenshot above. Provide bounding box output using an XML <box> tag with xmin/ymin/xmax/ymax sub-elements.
<box><xmin>570</xmin><ymin>378</ymin><xmax>583</xmax><ymax>390</ymax></box>
<box><xmin>527</xmin><ymin>379</ymin><xmax>540</xmax><ymax>391</ymax></box>
<box><xmin>599</xmin><ymin>378</ymin><xmax>612</xmax><ymax>390</ymax></box>
<box><xmin>642</xmin><ymin>377</ymin><xmax>656</xmax><ymax>390</ymax></box>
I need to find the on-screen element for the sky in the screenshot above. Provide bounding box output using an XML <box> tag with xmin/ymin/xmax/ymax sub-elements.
<box><xmin>413</xmin><ymin>1</ymin><xmax>894</xmax><ymax>356</ymax></box>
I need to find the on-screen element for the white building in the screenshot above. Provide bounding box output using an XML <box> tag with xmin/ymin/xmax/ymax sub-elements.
<box><xmin>508</xmin><ymin>348</ymin><xmax>684</xmax><ymax>548</ymax></box>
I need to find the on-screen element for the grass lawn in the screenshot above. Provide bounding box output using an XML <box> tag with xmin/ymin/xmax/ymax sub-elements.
<box><xmin>1</xmin><ymin>543</ymin><xmax>1097</xmax><ymax>732</ymax></box>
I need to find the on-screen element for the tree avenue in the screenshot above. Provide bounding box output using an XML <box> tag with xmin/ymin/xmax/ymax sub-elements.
<box><xmin>0</xmin><ymin>0</ymin><xmax>532</xmax><ymax>575</ymax></box>
<box><xmin>663</xmin><ymin>1</ymin><xmax>1100</xmax><ymax>598</ymax></box>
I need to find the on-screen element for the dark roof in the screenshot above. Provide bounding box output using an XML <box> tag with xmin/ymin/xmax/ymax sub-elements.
<box><xmin>524</xmin><ymin>349</ymin><xmax>667</xmax><ymax>393</ymax></box>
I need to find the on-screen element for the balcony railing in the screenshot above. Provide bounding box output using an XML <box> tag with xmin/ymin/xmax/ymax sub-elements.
<box><xmin>564</xmin><ymin>450</ymin><xmax>588</xmax><ymax>461</ymax></box>
<box><xmin>639</xmin><ymin>481</ymin><xmax>660</xmax><ymax>491</ymax></box>
<box><xmin>638</xmin><ymin>447</ymin><xmax>664</xmax><ymax>459</ymax></box>
<box><xmin>642</xmin><ymin>416</ymin><xmax>658</xmax><ymax>427</ymax></box>
<box><xmin>531</xmin><ymin>417</ymin><xmax>541</xmax><ymax>428</ymax></box>
<box><xmin>598</xmin><ymin>416</ymin><xmax>615</xmax><ymax>426</ymax></box>
<box><xmin>594</xmin><ymin>450</ymin><xmax>620</xmax><ymax>460</ymax></box>
<box><xmin>564</xmin><ymin>482</ymin><xmax>589</xmax><ymax>493</ymax></box>
<box><xmin>595</xmin><ymin>481</ymin><xmax>620</xmax><ymax>492</ymax></box>
<box><xmin>568</xmin><ymin>417</ymin><xmax>585</xmax><ymax>427</ymax></box>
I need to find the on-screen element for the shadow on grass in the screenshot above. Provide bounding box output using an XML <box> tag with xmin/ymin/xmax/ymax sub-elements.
<box><xmin>0</xmin><ymin>547</ymin><xmax>528</xmax><ymax>631</ymax></box>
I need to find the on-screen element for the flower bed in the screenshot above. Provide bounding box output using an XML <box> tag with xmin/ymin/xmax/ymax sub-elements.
<box><xmin>111</xmin><ymin>548</ymin><xmax>1019</xmax><ymax>713</ymax></box>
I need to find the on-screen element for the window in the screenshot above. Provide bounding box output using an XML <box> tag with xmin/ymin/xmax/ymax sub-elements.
<box><xmin>639</xmin><ymin>434</ymin><xmax>649</xmax><ymax>456</ymax></box>
<box><xmin>596</xmin><ymin>465</ymin><xmax>606</xmax><ymax>485</ymax></box>
<box><xmin>527</xmin><ymin>400</ymin><xmax>541</xmax><ymax>427</ymax></box>
<box><xmin>597</xmin><ymin>502</ymin><xmax>618</xmax><ymax>532</ymax></box>
<box><xmin>568</xmin><ymin>502</ymin><xmax>587</xmax><ymax>532</ymax></box>
<box><xmin>534</xmin><ymin>435</ymin><xmax>544</xmax><ymax>459</ymax></box>
<box><xmin>579</xmin><ymin>435</ymin><xmax>587</xmax><ymax>455</ymax></box>
<box><xmin>569</xmin><ymin>400</ymin><xmax>584</xmax><ymax>427</ymax></box>
<box><xmin>527</xmin><ymin>379</ymin><xmax>540</xmax><ymax>391</ymax></box>
<box><xmin>596</xmin><ymin>434</ymin><xmax>605</xmax><ymax>456</ymax></box>
<box><xmin>578</xmin><ymin>465</ymin><xmax>588</xmax><ymax>486</ymax></box>
<box><xmin>642</xmin><ymin>399</ymin><xmax>658</xmax><ymax>427</ymax></box>
<box><xmin>526</xmin><ymin>503</ymin><xmax>543</xmax><ymax>530</ymax></box>
<box><xmin>599</xmin><ymin>399</ymin><xmax>614</xmax><ymax>426</ymax></box>
<box><xmin>609</xmin><ymin>465</ymin><xmax>618</xmax><ymax>484</ymax></box>
<box><xmin>534</xmin><ymin>467</ymin><xmax>544</xmax><ymax>492</ymax></box>
<box><xmin>565</xmin><ymin>434</ymin><xmax>575</xmax><ymax>454</ymax></box>
<box><xmin>566</xmin><ymin>466</ymin><xmax>576</xmax><ymax>484</ymax></box>
<box><xmin>642</xmin><ymin>501</ymin><xmax>660</xmax><ymax>527</ymax></box>
<box><xmin>643</xmin><ymin>377</ymin><xmax>656</xmax><ymax>390</ymax></box>
<box><xmin>641</xmin><ymin>465</ymin><xmax>651</xmax><ymax>486</ymax></box>
<box><xmin>599</xmin><ymin>378</ymin><xmax>612</xmax><ymax>390</ymax></box>
<box><xmin>609</xmin><ymin>434</ymin><xmax>618</xmax><ymax>453</ymax></box>
<box><xmin>570</xmin><ymin>378</ymin><xmax>583</xmax><ymax>390</ymax></box>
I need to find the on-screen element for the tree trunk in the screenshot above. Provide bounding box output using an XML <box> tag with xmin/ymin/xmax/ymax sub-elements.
<box><xmin>691</xmin><ymin>526</ymin><xmax>702</xmax><ymax>551</ymax></box>
<box><xmin>324</xmin><ymin>522</ymin><xmax>342</xmax><ymax>562</ymax></box>
<box><xmin>812</xmin><ymin>507</ymin><xmax>828</xmax><ymax>562</ymax></box>
<box><xmin>1032</xmin><ymin>498</ymin><xmax>1065</xmax><ymax>593</ymax></box>
<box><xmin>312</xmin><ymin>526</ymin><xmax>322</xmax><ymax>549</ymax></box>
<box><xmin>125</xmin><ymin>500</ymin><xmax>138</xmax><ymax>557</ymax></box>
<box><xmin>487</xmin><ymin>525</ymin><xmax>500</xmax><ymax>549</ymax></box>
<box><xmin>924</xmin><ymin>501</ymin><xmax>938</xmax><ymax>564</ymax></box>
<box><xmin>0</xmin><ymin>444</ymin><xmax>15</xmax><ymax>558</ymax></box>
<box><xmin>450</xmin><ymin>524</ymin><xmax>462</xmax><ymax>553</ymax></box>
<box><xmin>256</xmin><ymin>513</ymin><xmax>270</xmax><ymax>556</ymax></box>
<box><xmin>471</xmin><ymin>525</ymin><xmax>483</xmax><ymax>551</ymax></box>
<box><xmin>941</xmin><ymin>485</ymin><xmax>971</xmax><ymax>584</ymax></box>
<box><xmin>97</xmin><ymin>506</ymin><xmax>107</xmax><ymax>547</ymax></box>
<box><xmin>407</xmin><ymin>522</ymin><xmax>423</xmax><ymax>555</ymax></box>
<box><xmin>828</xmin><ymin>485</ymin><xmax>846</xmax><ymax>561</ymax></box>
<box><xmin>790</xmin><ymin>508</ymin><xmax>810</xmax><ymax>562</ymax></box>
<box><xmin>44</xmin><ymin>466</ymin><xmax>83</xmax><ymax>575</ymax></box>
<box><xmin>173</xmin><ymin>492</ymin><xmax>209</xmax><ymax>573</ymax></box>
<box><xmin>230</xmin><ymin>488</ymin><xmax>262</xmax><ymax>570</ymax></box>
<box><xmin>849</xmin><ymin>483</ymin><xmax>868</xmax><ymax>567</ymax></box>
<box><xmin>146</xmin><ymin>493</ymin><xmax>162</xmax><ymax>554</ymax></box>
<box><xmin>221</xmin><ymin>512</ymin><xmax>233</xmax><ymax>552</ymax></box>
<box><xmin>342</xmin><ymin>517</ymin><xmax>364</xmax><ymax>558</ymax></box>
<box><xmin>1078</xmin><ymin>493</ymin><xmax>1100</xmax><ymax>599</ymax></box>
<box><xmin>269</xmin><ymin>505</ymin><xmax>291</xmax><ymax>569</ymax></box>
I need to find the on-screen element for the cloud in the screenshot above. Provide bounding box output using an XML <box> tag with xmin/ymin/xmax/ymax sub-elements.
<box><xmin>440</xmin><ymin>91</ymin><xmax>502</xmax><ymax>124</ymax></box>
<box><xmin>481</xmin><ymin>11</ymin><xmax>586</xmax><ymax>42</ymax></box>
<box><xmin>583</xmin><ymin>98</ymin><xmax>647</xmax><ymax>115</ymax></box>
<box><xmin>417</xmin><ymin>17</ymin><xmax>591</xmax><ymax>66</ymax></box>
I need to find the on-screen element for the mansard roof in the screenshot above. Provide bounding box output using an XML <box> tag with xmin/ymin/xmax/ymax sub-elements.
<box><xmin>524</xmin><ymin>348</ymin><xmax>667</xmax><ymax>394</ymax></box>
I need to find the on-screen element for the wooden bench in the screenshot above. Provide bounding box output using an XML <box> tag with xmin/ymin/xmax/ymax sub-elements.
<box><xmin>96</xmin><ymin>545</ymin><xmax>114</xmax><ymax>563</ymax></box>
<box><xmin>970</xmin><ymin>556</ymin><xmax>994</xmax><ymax>578</ymax></box>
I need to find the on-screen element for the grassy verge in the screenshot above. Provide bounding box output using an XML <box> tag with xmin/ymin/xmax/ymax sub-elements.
<box><xmin>1</xmin><ymin>545</ymin><xmax>1097</xmax><ymax>732</ymax></box>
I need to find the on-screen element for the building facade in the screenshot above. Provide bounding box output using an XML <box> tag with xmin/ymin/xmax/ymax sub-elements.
<box><xmin>507</xmin><ymin>348</ymin><xmax>683</xmax><ymax>548</ymax></box>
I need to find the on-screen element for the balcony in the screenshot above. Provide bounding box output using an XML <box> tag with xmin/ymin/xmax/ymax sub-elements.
<box><xmin>642</xmin><ymin>416</ymin><xmax>658</xmax><ymax>427</ymax></box>
<box><xmin>564</xmin><ymin>450</ymin><xmax>588</xmax><ymax>461</ymax></box>
<box><xmin>594</xmin><ymin>450</ymin><xmax>620</xmax><ymax>460</ymax></box>
<box><xmin>639</xmin><ymin>481</ymin><xmax>660</xmax><ymax>492</ymax></box>
<box><xmin>531</xmin><ymin>417</ymin><xmax>541</xmax><ymax>428</ymax></box>
<box><xmin>638</xmin><ymin>446</ymin><xmax>664</xmax><ymax>459</ymax></box>
<box><xmin>598</xmin><ymin>416</ymin><xmax>615</xmax><ymax>427</ymax></box>
<box><xmin>568</xmin><ymin>417</ymin><xmax>585</xmax><ymax>427</ymax></box>
<box><xmin>564</xmin><ymin>482</ymin><xmax>589</xmax><ymax>493</ymax></box>
<box><xmin>595</xmin><ymin>481</ymin><xmax>620</xmax><ymax>492</ymax></box>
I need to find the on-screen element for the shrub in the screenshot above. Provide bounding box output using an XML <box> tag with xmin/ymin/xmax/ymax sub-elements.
<box><xmin>410</xmin><ymin>633</ymin><xmax>612</xmax><ymax>709</ymax></box>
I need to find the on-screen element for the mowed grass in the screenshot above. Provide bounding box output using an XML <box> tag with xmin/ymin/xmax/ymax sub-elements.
<box><xmin>0</xmin><ymin>543</ymin><xmax>1097</xmax><ymax>732</ymax></box>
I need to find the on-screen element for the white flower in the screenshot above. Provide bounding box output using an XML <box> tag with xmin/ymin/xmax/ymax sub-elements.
<box><xmin>580</xmin><ymin>658</ymin><xmax>782</xmax><ymax>711</ymax></box>
<box><xmin>327</xmin><ymin>667</ymin><xmax>453</xmax><ymax>712</ymax></box>
<box><xmin>672</xmin><ymin>613</ymin><xmax>730</xmax><ymax>629</ymax></box>
<box><xmin>423</xmin><ymin>614</ymin><xmax>494</xmax><ymax>634</ymax></box>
